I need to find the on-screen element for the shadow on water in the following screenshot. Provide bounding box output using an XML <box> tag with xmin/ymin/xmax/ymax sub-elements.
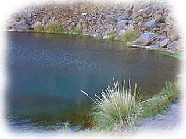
<box><xmin>5</xmin><ymin>32</ymin><xmax>180</xmax><ymax>131</ymax></box>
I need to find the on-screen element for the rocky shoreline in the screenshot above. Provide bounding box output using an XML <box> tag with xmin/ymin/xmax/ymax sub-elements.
<box><xmin>6</xmin><ymin>1</ymin><xmax>183</xmax><ymax>52</ymax></box>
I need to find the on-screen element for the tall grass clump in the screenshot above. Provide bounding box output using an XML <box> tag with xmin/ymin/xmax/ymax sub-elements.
<box><xmin>44</xmin><ymin>22</ymin><xmax>62</xmax><ymax>33</ymax></box>
<box><xmin>81</xmin><ymin>79</ymin><xmax>142</xmax><ymax>131</ymax></box>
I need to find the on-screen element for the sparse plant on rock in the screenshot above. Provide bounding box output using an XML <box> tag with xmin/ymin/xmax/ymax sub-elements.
<box><xmin>44</xmin><ymin>22</ymin><xmax>62</xmax><ymax>33</ymax></box>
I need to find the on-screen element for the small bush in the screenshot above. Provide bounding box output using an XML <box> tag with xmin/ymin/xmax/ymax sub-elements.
<box><xmin>44</xmin><ymin>22</ymin><xmax>62</xmax><ymax>33</ymax></box>
<box><xmin>120</xmin><ymin>27</ymin><xmax>138</xmax><ymax>45</ymax></box>
<box><xmin>34</xmin><ymin>24</ymin><xmax>44</xmax><ymax>32</ymax></box>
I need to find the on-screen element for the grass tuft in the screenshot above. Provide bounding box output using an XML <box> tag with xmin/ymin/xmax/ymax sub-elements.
<box><xmin>81</xmin><ymin>79</ymin><xmax>142</xmax><ymax>131</ymax></box>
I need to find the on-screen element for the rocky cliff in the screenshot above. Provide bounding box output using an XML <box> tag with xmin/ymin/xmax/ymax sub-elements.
<box><xmin>6</xmin><ymin>1</ymin><xmax>183</xmax><ymax>52</ymax></box>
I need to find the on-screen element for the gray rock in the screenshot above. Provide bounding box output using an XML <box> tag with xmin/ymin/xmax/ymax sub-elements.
<box><xmin>93</xmin><ymin>33</ymin><xmax>101</xmax><ymax>37</ymax></box>
<box><xmin>6</xmin><ymin>20</ymin><xmax>16</xmax><ymax>30</ymax></box>
<box><xmin>15</xmin><ymin>18</ymin><xmax>29</xmax><ymax>31</ymax></box>
<box><xmin>160</xmin><ymin>38</ymin><xmax>169</xmax><ymax>48</ymax></box>
<box><xmin>132</xmin><ymin>31</ymin><xmax>160</xmax><ymax>46</ymax></box>
<box><xmin>145</xmin><ymin>45</ymin><xmax>159</xmax><ymax>49</ymax></box>
<box><xmin>117</xmin><ymin>30</ymin><xmax>126</xmax><ymax>37</ymax></box>
<box><xmin>117</xmin><ymin>13</ymin><xmax>128</xmax><ymax>21</ymax></box>
<box><xmin>27</xmin><ymin>13</ymin><xmax>33</xmax><ymax>22</ymax></box>
<box><xmin>144</xmin><ymin>19</ymin><xmax>159</xmax><ymax>29</ymax></box>
<box><xmin>125</xmin><ymin>5</ymin><xmax>134</xmax><ymax>13</ymax></box>
<box><xmin>42</xmin><ymin>15</ymin><xmax>50</xmax><ymax>26</ymax></box>
<box><xmin>106</xmin><ymin>15</ymin><xmax>117</xmax><ymax>23</ymax></box>
<box><xmin>167</xmin><ymin>41</ymin><xmax>180</xmax><ymax>50</ymax></box>
<box><xmin>169</xmin><ymin>33</ymin><xmax>178</xmax><ymax>41</ymax></box>
<box><xmin>116</xmin><ymin>20</ymin><xmax>128</xmax><ymax>30</ymax></box>
<box><xmin>7</xmin><ymin>28</ymin><xmax>17</xmax><ymax>32</ymax></box>
<box><xmin>132</xmin><ymin>11</ymin><xmax>143</xmax><ymax>18</ymax></box>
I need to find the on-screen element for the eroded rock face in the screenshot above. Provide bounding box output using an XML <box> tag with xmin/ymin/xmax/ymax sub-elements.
<box><xmin>6</xmin><ymin>1</ymin><xmax>182</xmax><ymax>52</ymax></box>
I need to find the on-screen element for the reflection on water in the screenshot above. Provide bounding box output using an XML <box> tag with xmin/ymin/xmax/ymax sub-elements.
<box><xmin>6</xmin><ymin>32</ymin><xmax>179</xmax><ymax>130</ymax></box>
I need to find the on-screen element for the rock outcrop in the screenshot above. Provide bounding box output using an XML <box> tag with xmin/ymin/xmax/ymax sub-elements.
<box><xmin>6</xmin><ymin>1</ymin><xmax>183</xmax><ymax>52</ymax></box>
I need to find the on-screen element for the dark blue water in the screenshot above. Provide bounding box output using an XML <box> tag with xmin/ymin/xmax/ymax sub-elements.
<box><xmin>6</xmin><ymin>32</ymin><xmax>179</xmax><ymax>129</ymax></box>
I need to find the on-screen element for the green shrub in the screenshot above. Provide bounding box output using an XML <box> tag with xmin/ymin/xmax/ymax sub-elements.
<box><xmin>34</xmin><ymin>24</ymin><xmax>44</xmax><ymax>32</ymax></box>
<box><xmin>44</xmin><ymin>22</ymin><xmax>62</xmax><ymax>33</ymax></box>
<box><xmin>120</xmin><ymin>27</ymin><xmax>138</xmax><ymax>46</ymax></box>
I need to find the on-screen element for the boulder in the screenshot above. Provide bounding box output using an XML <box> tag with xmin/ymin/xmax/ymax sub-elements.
<box><xmin>93</xmin><ymin>33</ymin><xmax>101</xmax><ymax>37</ymax></box>
<box><xmin>27</xmin><ymin>13</ymin><xmax>33</xmax><ymax>22</ymax></box>
<box><xmin>131</xmin><ymin>31</ymin><xmax>160</xmax><ymax>46</ymax></box>
<box><xmin>169</xmin><ymin>33</ymin><xmax>178</xmax><ymax>41</ymax></box>
<box><xmin>117</xmin><ymin>13</ymin><xmax>129</xmax><ymax>21</ymax></box>
<box><xmin>116</xmin><ymin>20</ymin><xmax>128</xmax><ymax>30</ymax></box>
<box><xmin>6</xmin><ymin>20</ymin><xmax>16</xmax><ymax>30</ymax></box>
<box><xmin>167</xmin><ymin>41</ymin><xmax>180</xmax><ymax>51</ymax></box>
<box><xmin>106</xmin><ymin>15</ymin><xmax>117</xmax><ymax>23</ymax></box>
<box><xmin>144</xmin><ymin>19</ymin><xmax>159</xmax><ymax>29</ymax></box>
<box><xmin>160</xmin><ymin>38</ymin><xmax>169</xmax><ymax>48</ymax></box>
<box><xmin>15</xmin><ymin>18</ymin><xmax>29</xmax><ymax>31</ymax></box>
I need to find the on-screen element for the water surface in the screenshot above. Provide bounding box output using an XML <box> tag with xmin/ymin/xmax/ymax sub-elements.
<box><xmin>6</xmin><ymin>32</ymin><xmax>179</xmax><ymax>130</ymax></box>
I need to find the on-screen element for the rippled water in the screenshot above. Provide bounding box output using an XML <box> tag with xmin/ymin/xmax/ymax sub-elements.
<box><xmin>5</xmin><ymin>32</ymin><xmax>179</xmax><ymax>131</ymax></box>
